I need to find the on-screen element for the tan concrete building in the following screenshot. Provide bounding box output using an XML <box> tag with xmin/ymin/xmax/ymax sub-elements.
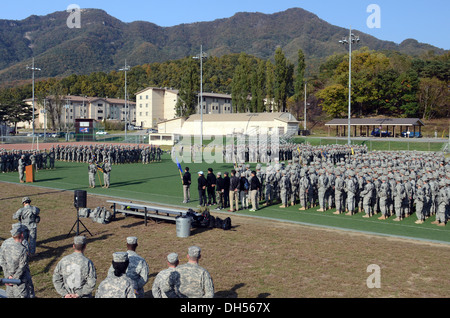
<box><xmin>157</xmin><ymin>112</ymin><xmax>299</xmax><ymax>137</ymax></box>
<box><xmin>23</xmin><ymin>95</ymin><xmax>136</xmax><ymax>129</ymax></box>
<box><xmin>135</xmin><ymin>87</ymin><xmax>233</xmax><ymax>129</ymax></box>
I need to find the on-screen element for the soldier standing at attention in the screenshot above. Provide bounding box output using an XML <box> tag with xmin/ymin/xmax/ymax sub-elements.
<box><xmin>88</xmin><ymin>160</ymin><xmax>97</xmax><ymax>188</ymax></box>
<box><xmin>108</xmin><ymin>237</ymin><xmax>149</xmax><ymax>298</ymax></box>
<box><xmin>96</xmin><ymin>252</ymin><xmax>136</xmax><ymax>298</ymax></box>
<box><xmin>0</xmin><ymin>224</ymin><xmax>34</xmax><ymax>298</ymax></box>
<box><xmin>102</xmin><ymin>158</ymin><xmax>112</xmax><ymax>188</ymax></box>
<box><xmin>182</xmin><ymin>167</ymin><xmax>191</xmax><ymax>204</ymax></box>
<box><xmin>52</xmin><ymin>236</ymin><xmax>97</xmax><ymax>298</ymax></box>
<box><xmin>13</xmin><ymin>197</ymin><xmax>40</xmax><ymax>256</ymax></box>
<box><xmin>176</xmin><ymin>246</ymin><xmax>214</xmax><ymax>298</ymax></box>
<box><xmin>18</xmin><ymin>155</ymin><xmax>25</xmax><ymax>183</ymax></box>
<box><xmin>152</xmin><ymin>253</ymin><xmax>180</xmax><ymax>298</ymax></box>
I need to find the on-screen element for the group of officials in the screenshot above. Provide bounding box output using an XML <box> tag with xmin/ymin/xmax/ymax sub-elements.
<box><xmin>181</xmin><ymin>144</ymin><xmax>450</xmax><ymax>226</ymax></box>
<box><xmin>0</xmin><ymin>197</ymin><xmax>214</xmax><ymax>298</ymax></box>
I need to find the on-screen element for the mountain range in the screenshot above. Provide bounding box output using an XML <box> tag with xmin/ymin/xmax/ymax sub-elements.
<box><xmin>0</xmin><ymin>7</ymin><xmax>446</xmax><ymax>84</ymax></box>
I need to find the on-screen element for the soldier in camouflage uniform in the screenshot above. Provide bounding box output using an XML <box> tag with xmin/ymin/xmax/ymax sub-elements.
<box><xmin>108</xmin><ymin>237</ymin><xmax>149</xmax><ymax>298</ymax></box>
<box><xmin>0</xmin><ymin>224</ymin><xmax>34</xmax><ymax>298</ymax></box>
<box><xmin>52</xmin><ymin>236</ymin><xmax>97</xmax><ymax>298</ymax></box>
<box><xmin>175</xmin><ymin>246</ymin><xmax>214</xmax><ymax>298</ymax></box>
<box><xmin>12</xmin><ymin>197</ymin><xmax>40</xmax><ymax>255</ymax></box>
<box><xmin>361</xmin><ymin>176</ymin><xmax>374</xmax><ymax>218</ymax></box>
<box><xmin>152</xmin><ymin>253</ymin><xmax>180</xmax><ymax>298</ymax></box>
<box><xmin>96</xmin><ymin>252</ymin><xmax>136</xmax><ymax>298</ymax></box>
<box><xmin>431</xmin><ymin>180</ymin><xmax>448</xmax><ymax>226</ymax></box>
<box><xmin>88</xmin><ymin>160</ymin><xmax>97</xmax><ymax>188</ymax></box>
<box><xmin>102</xmin><ymin>158</ymin><xmax>112</xmax><ymax>188</ymax></box>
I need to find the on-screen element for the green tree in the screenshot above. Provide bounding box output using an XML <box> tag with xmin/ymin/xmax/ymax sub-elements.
<box><xmin>316</xmin><ymin>84</ymin><xmax>347</xmax><ymax>118</ymax></box>
<box><xmin>273</xmin><ymin>47</ymin><xmax>289</xmax><ymax>112</ymax></box>
<box><xmin>231</xmin><ymin>52</ymin><xmax>252</xmax><ymax>113</ymax></box>
<box><xmin>176</xmin><ymin>57</ymin><xmax>199</xmax><ymax>117</ymax></box>
<box><xmin>293</xmin><ymin>49</ymin><xmax>306</xmax><ymax>102</ymax></box>
<box><xmin>0</xmin><ymin>88</ymin><xmax>33</xmax><ymax>133</ymax></box>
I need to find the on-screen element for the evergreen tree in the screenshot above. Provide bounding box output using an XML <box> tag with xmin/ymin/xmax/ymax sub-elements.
<box><xmin>176</xmin><ymin>57</ymin><xmax>199</xmax><ymax>117</ymax></box>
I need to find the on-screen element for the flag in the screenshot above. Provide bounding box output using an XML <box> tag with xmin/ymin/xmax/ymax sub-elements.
<box><xmin>176</xmin><ymin>157</ymin><xmax>183</xmax><ymax>174</ymax></box>
<box><xmin>351</xmin><ymin>147</ymin><xmax>354</xmax><ymax>155</ymax></box>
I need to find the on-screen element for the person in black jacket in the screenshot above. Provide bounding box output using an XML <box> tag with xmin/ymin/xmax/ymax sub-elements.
<box><xmin>197</xmin><ymin>171</ymin><xmax>207</xmax><ymax>207</ymax></box>
<box><xmin>249</xmin><ymin>170</ymin><xmax>261</xmax><ymax>211</ymax></box>
<box><xmin>215</xmin><ymin>172</ymin><xmax>225</xmax><ymax>210</ymax></box>
<box><xmin>228</xmin><ymin>170</ymin><xmax>240</xmax><ymax>212</ymax></box>
<box><xmin>223</xmin><ymin>172</ymin><xmax>230</xmax><ymax>209</ymax></box>
<box><xmin>182</xmin><ymin>167</ymin><xmax>191</xmax><ymax>203</ymax></box>
<box><xmin>206</xmin><ymin>168</ymin><xmax>217</xmax><ymax>206</ymax></box>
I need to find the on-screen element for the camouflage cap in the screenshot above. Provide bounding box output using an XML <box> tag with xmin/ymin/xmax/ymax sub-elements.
<box><xmin>22</xmin><ymin>196</ymin><xmax>31</xmax><ymax>204</ymax></box>
<box><xmin>188</xmin><ymin>246</ymin><xmax>201</xmax><ymax>258</ymax></box>
<box><xmin>74</xmin><ymin>235</ymin><xmax>86</xmax><ymax>245</ymax></box>
<box><xmin>126</xmin><ymin>236</ymin><xmax>138</xmax><ymax>245</ymax></box>
<box><xmin>10</xmin><ymin>223</ymin><xmax>24</xmax><ymax>237</ymax></box>
<box><xmin>167</xmin><ymin>252</ymin><xmax>179</xmax><ymax>264</ymax></box>
<box><xmin>113</xmin><ymin>252</ymin><xmax>128</xmax><ymax>263</ymax></box>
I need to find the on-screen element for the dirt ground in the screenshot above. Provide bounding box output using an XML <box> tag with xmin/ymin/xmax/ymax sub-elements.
<box><xmin>1</xmin><ymin>181</ymin><xmax>450</xmax><ymax>298</ymax></box>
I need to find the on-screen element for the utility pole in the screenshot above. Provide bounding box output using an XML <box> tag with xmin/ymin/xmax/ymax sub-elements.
<box><xmin>339</xmin><ymin>27</ymin><xmax>360</xmax><ymax>145</ymax></box>
<box><xmin>26</xmin><ymin>57</ymin><xmax>41</xmax><ymax>148</ymax></box>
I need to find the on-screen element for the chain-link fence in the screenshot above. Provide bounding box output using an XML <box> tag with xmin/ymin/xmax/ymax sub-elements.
<box><xmin>0</xmin><ymin>133</ymin><xmax>149</xmax><ymax>145</ymax></box>
<box><xmin>292</xmin><ymin>136</ymin><xmax>447</xmax><ymax>152</ymax></box>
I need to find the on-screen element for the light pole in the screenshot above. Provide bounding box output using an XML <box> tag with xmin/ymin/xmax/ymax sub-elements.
<box><xmin>339</xmin><ymin>27</ymin><xmax>360</xmax><ymax>145</ymax></box>
<box><xmin>26</xmin><ymin>57</ymin><xmax>41</xmax><ymax>146</ymax></box>
<box><xmin>193</xmin><ymin>45</ymin><xmax>207</xmax><ymax>147</ymax></box>
<box><xmin>119</xmin><ymin>60</ymin><xmax>130</xmax><ymax>138</ymax></box>
<box><xmin>304</xmin><ymin>81</ymin><xmax>307</xmax><ymax>131</ymax></box>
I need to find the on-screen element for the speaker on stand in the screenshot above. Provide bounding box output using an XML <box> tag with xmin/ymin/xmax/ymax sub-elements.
<box><xmin>67</xmin><ymin>190</ymin><xmax>92</xmax><ymax>237</ymax></box>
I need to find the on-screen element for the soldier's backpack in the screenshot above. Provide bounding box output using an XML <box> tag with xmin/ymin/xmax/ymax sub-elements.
<box><xmin>214</xmin><ymin>217</ymin><xmax>223</xmax><ymax>229</ymax></box>
<box><xmin>90</xmin><ymin>207</ymin><xmax>112</xmax><ymax>224</ymax></box>
<box><xmin>78</xmin><ymin>208</ymin><xmax>91</xmax><ymax>218</ymax></box>
<box><xmin>222</xmin><ymin>217</ymin><xmax>232</xmax><ymax>230</ymax></box>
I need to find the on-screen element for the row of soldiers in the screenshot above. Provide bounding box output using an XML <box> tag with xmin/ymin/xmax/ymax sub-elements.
<box><xmin>1</xmin><ymin>222</ymin><xmax>214</xmax><ymax>298</ymax></box>
<box><xmin>0</xmin><ymin>144</ymin><xmax>164</xmax><ymax>174</ymax></box>
<box><xmin>231</xmin><ymin>149</ymin><xmax>450</xmax><ymax>225</ymax></box>
<box><xmin>172</xmin><ymin>141</ymin><xmax>366</xmax><ymax>165</ymax></box>
<box><xmin>1</xmin><ymin>149</ymin><xmax>55</xmax><ymax>173</ymax></box>
<box><xmin>54</xmin><ymin>144</ymin><xmax>163</xmax><ymax>164</ymax></box>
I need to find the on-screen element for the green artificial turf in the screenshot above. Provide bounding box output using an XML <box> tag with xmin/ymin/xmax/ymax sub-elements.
<box><xmin>0</xmin><ymin>153</ymin><xmax>449</xmax><ymax>243</ymax></box>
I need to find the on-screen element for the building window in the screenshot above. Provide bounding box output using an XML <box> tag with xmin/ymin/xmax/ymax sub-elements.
<box><xmin>146</xmin><ymin>95</ymin><xmax>148</xmax><ymax>99</ymax></box>
<box><xmin>98</xmin><ymin>110</ymin><xmax>103</xmax><ymax>114</ymax></box>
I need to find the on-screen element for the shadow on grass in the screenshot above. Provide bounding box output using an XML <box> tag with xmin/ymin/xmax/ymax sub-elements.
<box><xmin>33</xmin><ymin>231</ymin><xmax>113</xmax><ymax>275</ymax></box>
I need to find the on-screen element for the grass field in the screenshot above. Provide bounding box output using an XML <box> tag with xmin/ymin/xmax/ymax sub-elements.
<box><xmin>0</xmin><ymin>154</ymin><xmax>449</xmax><ymax>244</ymax></box>
<box><xmin>1</xmin><ymin>153</ymin><xmax>450</xmax><ymax>299</ymax></box>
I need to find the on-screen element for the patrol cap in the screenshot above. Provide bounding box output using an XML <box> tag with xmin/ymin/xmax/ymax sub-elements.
<box><xmin>74</xmin><ymin>235</ymin><xmax>87</xmax><ymax>245</ymax></box>
<box><xmin>22</xmin><ymin>196</ymin><xmax>31</xmax><ymax>204</ymax></box>
<box><xmin>113</xmin><ymin>252</ymin><xmax>128</xmax><ymax>263</ymax></box>
<box><xmin>198</xmin><ymin>171</ymin><xmax>204</xmax><ymax>175</ymax></box>
<box><xmin>188</xmin><ymin>246</ymin><xmax>201</xmax><ymax>258</ymax></box>
<box><xmin>167</xmin><ymin>252</ymin><xmax>179</xmax><ymax>264</ymax></box>
<box><xmin>126</xmin><ymin>236</ymin><xmax>138</xmax><ymax>245</ymax></box>
<box><xmin>10</xmin><ymin>223</ymin><xmax>24</xmax><ymax>237</ymax></box>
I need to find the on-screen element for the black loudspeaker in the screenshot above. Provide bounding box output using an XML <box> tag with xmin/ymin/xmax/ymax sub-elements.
<box><xmin>74</xmin><ymin>190</ymin><xmax>87</xmax><ymax>208</ymax></box>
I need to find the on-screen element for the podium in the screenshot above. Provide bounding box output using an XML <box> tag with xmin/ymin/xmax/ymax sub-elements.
<box><xmin>25</xmin><ymin>165</ymin><xmax>35</xmax><ymax>183</ymax></box>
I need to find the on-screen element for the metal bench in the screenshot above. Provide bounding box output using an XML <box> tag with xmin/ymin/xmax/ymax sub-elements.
<box><xmin>107</xmin><ymin>200</ymin><xmax>186</xmax><ymax>226</ymax></box>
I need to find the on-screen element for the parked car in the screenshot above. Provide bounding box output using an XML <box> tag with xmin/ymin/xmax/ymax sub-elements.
<box><xmin>401</xmin><ymin>131</ymin><xmax>422</xmax><ymax>138</ymax></box>
<box><xmin>147</xmin><ymin>128</ymin><xmax>158</xmax><ymax>133</ymax></box>
<box><xmin>96</xmin><ymin>131</ymin><xmax>108</xmax><ymax>135</ymax></box>
<box><xmin>371</xmin><ymin>128</ymin><xmax>392</xmax><ymax>137</ymax></box>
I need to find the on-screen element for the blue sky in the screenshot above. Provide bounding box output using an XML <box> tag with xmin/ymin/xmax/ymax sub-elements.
<box><xmin>1</xmin><ymin>0</ymin><xmax>449</xmax><ymax>50</ymax></box>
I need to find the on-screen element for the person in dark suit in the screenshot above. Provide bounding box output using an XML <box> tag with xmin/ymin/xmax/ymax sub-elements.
<box><xmin>197</xmin><ymin>171</ymin><xmax>207</xmax><ymax>207</ymax></box>
<box><xmin>223</xmin><ymin>172</ymin><xmax>230</xmax><ymax>209</ymax></box>
<box><xmin>206</xmin><ymin>168</ymin><xmax>217</xmax><ymax>206</ymax></box>
<box><xmin>182</xmin><ymin>167</ymin><xmax>191</xmax><ymax>203</ymax></box>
